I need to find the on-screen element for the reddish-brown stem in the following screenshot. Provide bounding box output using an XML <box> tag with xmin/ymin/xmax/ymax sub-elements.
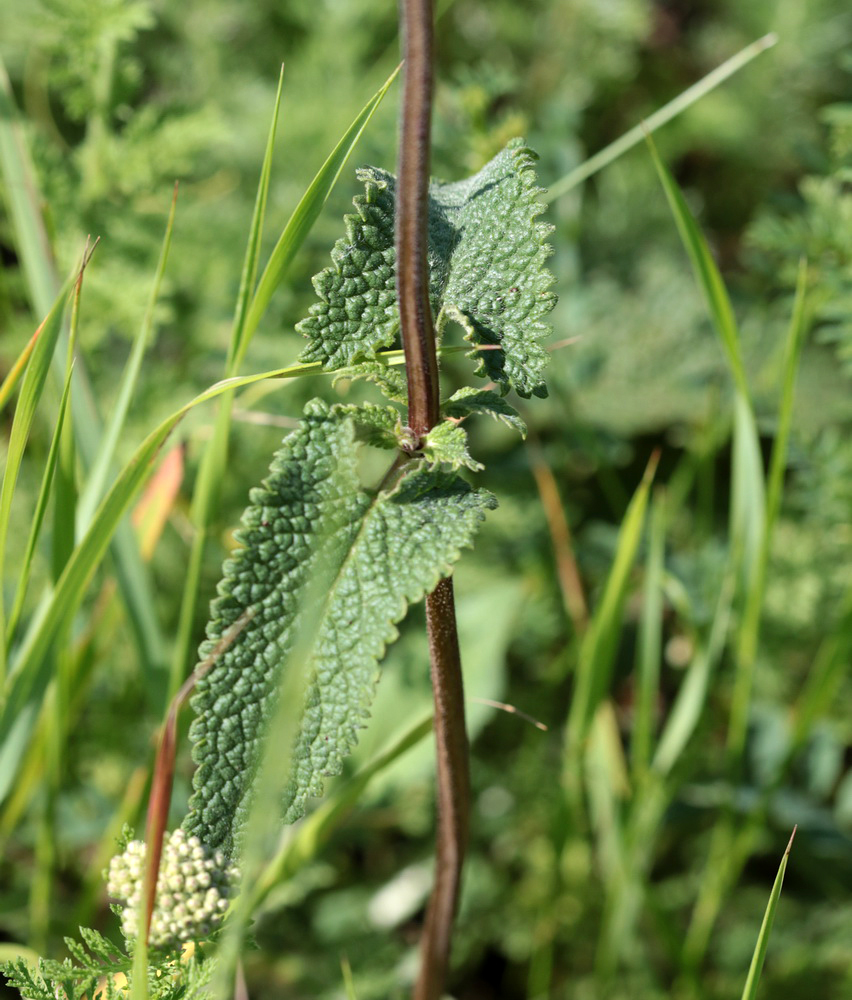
<box><xmin>141</xmin><ymin>610</ymin><xmax>254</xmax><ymax>941</ymax></box>
<box><xmin>416</xmin><ymin>577</ymin><xmax>470</xmax><ymax>1000</ymax></box>
<box><xmin>395</xmin><ymin>1</ymin><xmax>470</xmax><ymax>997</ymax></box>
<box><xmin>397</xmin><ymin>0</ymin><xmax>440</xmax><ymax>443</ymax></box>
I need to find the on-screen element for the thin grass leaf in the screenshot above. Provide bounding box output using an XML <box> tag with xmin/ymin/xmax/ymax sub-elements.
<box><xmin>50</xmin><ymin>249</ymin><xmax>88</xmax><ymax>585</ymax></box>
<box><xmin>564</xmin><ymin>452</ymin><xmax>659</xmax><ymax>768</ymax></box>
<box><xmin>341</xmin><ymin>956</ymin><xmax>358</xmax><ymax>1000</ymax></box>
<box><xmin>1</xmin><ymin>55</ymin><xmax>167</xmax><ymax>687</ymax></box>
<box><xmin>739</xmin><ymin>829</ymin><xmax>796</xmax><ymax>1000</ymax></box>
<box><xmin>679</xmin><ymin>265</ymin><xmax>810</xmax><ymax>972</ymax></box>
<box><xmin>77</xmin><ymin>185</ymin><xmax>179</xmax><ymax>533</ymax></box>
<box><xmin>631</xmin><ymin>489</ymin><xmax>666</xmax><ymax>779</ymax></box>
<box><xmin>648</xmin><ymin>128</ymin><xmax>765</xmax><ymax>610</ymax></box>
<box><xmin>729</xmin><ymin>393</ymin><xmax>765</xmax><ymax>590</ymax></box>
<box><xmin>545</xmin><ymin>34</ymin><xmax>777</xmax><ymax>202</ymax></box>
<box><xmin>651</xmin><ymin>564</ymin><xmax>736</xmax><ymax>775</ymax></box>
<box><xmin>242</xmin><ymin>64</ymin><xmax>400</xmax><ymax>355</ymax></box>
<box><xmin>646</xmin><ymin>134</ymin><xmax>748</xmax><ymax>398</ymax></box>
<box><xmin>0</xmin><ymin>273</ymin><xmax>74</xmax><ymax>677</ymax></box>
<box><xmin>0</xmin><ymin>58</ymin><xmax>59</xmax><ymax>316</ymax></box>
<box><xmin>727</xmin><ymin>261</ymin><xmax>808</xmax><ymax>760</ymax></box>
<box><xmin>0</xmin><ymin>325</ymin><xmax>40</xmax><ymax>417</ymax></box>
<box><xmin>584</xmin><ymin>703</ymin><xmax>629</xmax><ymax>884</ymax></box>
<box><xmin>228</xmin><ymin>65</ymin><xmax>286</xmax><ymax>374</ymax></box>
<box><xmin>6</xmin><ymin>366</ymin><xmax>74</xmax><ymax>646</ymax></box>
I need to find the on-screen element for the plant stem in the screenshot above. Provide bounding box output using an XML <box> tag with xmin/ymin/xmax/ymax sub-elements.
<box><xmin>418</xmin><ymin>576</ymin><xmax>470</xmax><ymax>999</ymax></box>
<box><xmin>397</xmin><ymin>0</ymin><xmax>440</xmax><ymax>443</ymax></box>
<box><xmin>395</xmin><ymin>1</ymin><xmax>469</xmax><ymax>996</ymax></box>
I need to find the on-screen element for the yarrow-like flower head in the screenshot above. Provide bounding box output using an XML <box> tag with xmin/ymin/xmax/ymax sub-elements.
<box><xmin>105</xmin><ymin>829</ymin><xmax>239</xmax><ymax>950</ymax></box>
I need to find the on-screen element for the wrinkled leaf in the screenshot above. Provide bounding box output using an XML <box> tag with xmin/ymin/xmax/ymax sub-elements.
<box><xmin>184</xmin><ymin>400</ymin><xmax>495</xmax><ymax>852</ymax></box>
<box><xmin>298</xmin><ymin>139</ymin><xmax>556</xmax><ymax>397</ymax></box>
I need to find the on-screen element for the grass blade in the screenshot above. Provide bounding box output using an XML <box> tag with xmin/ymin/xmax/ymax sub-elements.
<box><xmin>739</xmin><ymin>829</ymin><xmax>796</xmax><ymax>1000</ymax></box>
<box><xmin>727</xmin><ymin>261</ymin><xmax>808</xmax><ymax>760</ymax></box>
<box><xmin>652</xmin><ymin>564</ymin><xmax>736</xmax><ymax>775</ymax></box>
<box><xmin>647</xmin><ymin>127</ymin><xmax>765</xmax><ymax>597</ymax></box>
<box><xmin>228</xmin><ymin>65</ymin><xmax>286</xmax><ymax>374</ymax></box>
<box><xmin>0</xmin><ymin>58</ymin><xmax>59</xmax><ymax>316</ymax></box>
<box><xmin>50</xmin><ymin>245</ymin><xmax>90</xmax><ymax>584</ymax></box>
<box><xmin>6</xmin><ymin>365</ymin><xmax>74</xmax><ymax>646</ymax></box>
<box><xmin>241</xmin><ymin>63</ymin><xmax>400</xmax><ymax>354</ymax></box>
<box><xmin>646</xmin><ymin>134</ymin><xmax>748</xmax><ymax>398</ymax></box>
<box><xmin>0</xmin><ymin>325</ymin><xmax>40</xmax><ymax>417</ymax></box>
<box><xmin>631</xmin><ymin>489</ymin><xmax>666</xmax><ymax>779</ymax></box>
<box><xmin>564</xmin><ymin>452</ymin><xmax>659</xmax><ymax>770</ymax></box>
<box><xmin>77</xmin><ymin>184</ymin><xmax>179</xmax><ymax>533</ymax></box>
<box><xmin>545</xmin><ymin>34</ymin><xmax>777</xmax><ymax>202</ymax></box>
<box><xmin>1</xmin><ymin>53</ymin><xmax>167</xmax><ymax>681</ymax></box>
<box><xmin>0</xmin><ymin>271</ymin><xmax>75</xmax><ymax>677</ymax></box>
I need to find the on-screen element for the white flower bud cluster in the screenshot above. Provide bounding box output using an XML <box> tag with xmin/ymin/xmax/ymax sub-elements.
<box><xmin>105</xmin><ymin>829</ymin><xmax>239</xmax><ymax>949</ymax></box>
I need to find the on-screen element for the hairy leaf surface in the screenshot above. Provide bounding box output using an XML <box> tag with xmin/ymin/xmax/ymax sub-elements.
<box><xmin>422</xmin><ymin>421</ymin><xmax>483</xmax><ymax>472</ymax></box>
<box><xmin>442</xmin><ymin>386</ymin><xmax>527</xmax><ymax>437</ymax></box>
<box><xmin>184</xmin><ymin>400</ymin><xmax>495</xmax><ymax>853</ymax></box>
<box><xmin>297</xmin><ymin>138</ymin><xmax>556</xmax><ymax>397</ymax></box>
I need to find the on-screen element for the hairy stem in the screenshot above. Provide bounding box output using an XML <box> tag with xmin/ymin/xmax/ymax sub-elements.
<box><xmin>397</xmin><ymin>0</ymin><xmax>440</xmax><ymax>442</ymax></box>
<box><xmin>417</xmin><ymin>576</ymin><xmax>470</xmax><ymax>999</ymax></box>
<box><xmin>395</xmin><ymin>0</ymin><xmax>470</xmax><ymax>996</ymax></box>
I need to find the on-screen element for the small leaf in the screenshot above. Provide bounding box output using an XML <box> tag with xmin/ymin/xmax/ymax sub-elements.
<box><xmin>421</xmin><ymin>421</ymin><xmax>484</xmax><ymax>472</ymax></box>
<box><xmin>184</xmin><ymin>400</ymin><xmax>496</xmax><ymax>852</ymax></box>
<box><xmin>297</xmin><ymin>138</ymin><xmax>556</xmax><ymax>397</ymax></box>
<box><xmin>332</xmin><ymin>360</ymin><xmax>408</xmax><ymax>403</ymax></box>
<box><xmin>332</xmin><ymin>401</ymin><xmax>404</xmax><ymax>450</ymax></box>
<box><xmin>442</xmin><ymin>386</ymin><xmax>527</xmax><ymax>437</ymax></box>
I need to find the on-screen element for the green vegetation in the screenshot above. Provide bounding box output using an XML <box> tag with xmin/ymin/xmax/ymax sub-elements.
<box><xmin>1</xmin><ymin>0</ymin><xmax>851</xmax><ymax>997</ymax></box>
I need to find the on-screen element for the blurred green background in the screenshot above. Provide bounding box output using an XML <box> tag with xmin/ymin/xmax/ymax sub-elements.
<box><xmin>1</xmin><ymin>0</ymin><xmax>852</xmax><ymax>997</ymax></box>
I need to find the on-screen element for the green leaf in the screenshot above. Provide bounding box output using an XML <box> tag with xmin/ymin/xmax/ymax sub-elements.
<box><xmin>442</xmin><ymin>386</ymin><xmax>527</xmax><ymax>437</ymax></box>
<box><xmin>0</xmin><ymin>273</ymin><xmax>73</xmax><ymax>675</ymax></box>
<box><xmin>332</xmin><ymin>402</ymin><xmax>405</xmax><ymax>450</ymax></box>
<box><xmin>5</xmin><ymin>362</ymin><xmax>74</xmax><ymax>646</ymax></box>
<box><xmin>0</xmin><ymin>359</ymin><xmax>351</xmax><ymax>809</ymax></box>
<box><xmin>297</xmin><ymin>138</ymin><xmax>556</xmax><ymax>398</ymax></box>
<box><xmin>170</xmin><ymin>66</ymin><xmax>397</xmax><ymax>701</ymax></box>
<box><xmin>77</xmin><ymin>184</ymin><xmax>178</xmax><ymax>534</ymax></box>
<box><xmin>646</xmin><ymin>133</ymin><xmax>748</xmax><ymax>399</ymax></box>
<box><xmin>1</xmin><ymin>55</ymin><xmax>167</xmax><ymax>683</ymax></box>
<box><xmin>421</xmin><ymin>421</ymin><xmax>483</xmax><ymax>472</ymax></box>
<box><xmin>564</xmin><ymin>453</ymin><xmax>659</xmax><ymax>767</ymax></box>
<box><xmin>184</xmin><ymin>400</ymin><xmax>496</xmax><ymax>852</ymax></box>
<box><xmin>332</xmin><ymin>360</ymin><xmax>408</xmax><ymax>403</ymax></box>
<box><xmin>739</xmin><ymin>830</ymin><xmax>795</xmax><ymax>1000</ymax></box>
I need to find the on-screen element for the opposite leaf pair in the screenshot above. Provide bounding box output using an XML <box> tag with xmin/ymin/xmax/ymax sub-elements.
<box><xmin>182</xmin><ymin>137</ymin><xmax>556</xmax><ymax>858</ymax></box>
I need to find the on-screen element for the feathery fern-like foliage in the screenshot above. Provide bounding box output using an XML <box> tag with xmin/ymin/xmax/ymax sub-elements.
<box><xmin>1</xmin><ymin>927</ymin><xmax>211</xmax><ymax>1000</ymax></box>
